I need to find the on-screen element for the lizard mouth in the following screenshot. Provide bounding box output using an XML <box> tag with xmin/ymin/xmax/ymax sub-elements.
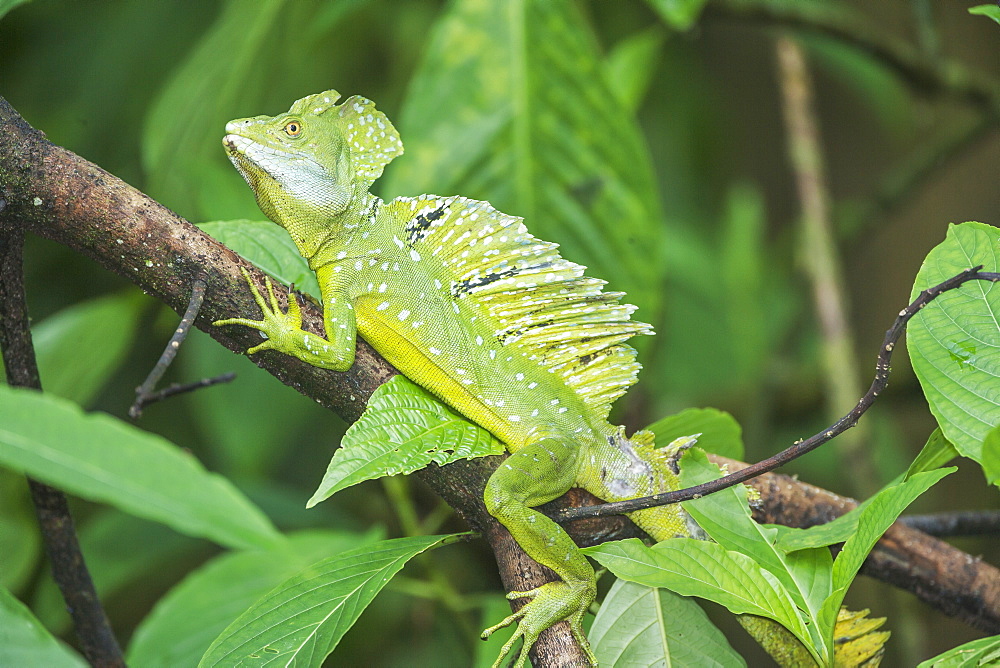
<box><xmin>223</xmin><ymin>134</ymin><xmax>276</xmax><ymax>188</ymax></box>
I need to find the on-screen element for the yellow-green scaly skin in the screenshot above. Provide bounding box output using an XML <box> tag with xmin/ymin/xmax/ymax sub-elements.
<box><xmin>213</xmin><ymin>90</ymin><xmax>689</xmax><ymax>667</ymax></box>
<box><xmin>214</xmin><ymin>91</ymin><xmax>887</xmax><ymax>668</ymax></box>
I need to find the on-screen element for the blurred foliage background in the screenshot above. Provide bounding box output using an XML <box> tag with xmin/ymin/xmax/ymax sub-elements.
<box><xmin>1</xmin><ymin>0</ymin><xmax>998</xmax><ymax>665</ymax></box>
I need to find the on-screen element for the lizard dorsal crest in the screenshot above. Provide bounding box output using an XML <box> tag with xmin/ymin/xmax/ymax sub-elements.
<box><xmin>397</xmin><ymin>195</ymin><xmax>653</xmax><ymax>421</ymax></box>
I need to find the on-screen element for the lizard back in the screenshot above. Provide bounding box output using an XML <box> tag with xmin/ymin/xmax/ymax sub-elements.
<box><xmin>369</xmin><ymin>194</ymin><xmax>653</xmax><ymax>426</ymax></box>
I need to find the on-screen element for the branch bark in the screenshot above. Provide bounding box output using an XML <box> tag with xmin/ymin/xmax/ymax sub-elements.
<box><xmin>2</xmin><ymin>96</ymin><xmax>998</xmax><ymax>665</ymax></box>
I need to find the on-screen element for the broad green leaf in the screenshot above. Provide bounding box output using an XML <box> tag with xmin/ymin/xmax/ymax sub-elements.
<box><xmin>605</xmin><ymin>27</ymin><xmax>666</xmax><ymax>112</ymax></box>
<box><xmin>308</xmin><ymin>376</ymin><xmax>503</xmax><ymax>507</ymax></box>
<box><xmin>818</xmin><ymin>468</ymin><xmax>954</xmax><ymax>650</ymax></box>
<box><xmin>0</xmin><ymin>472</ymin><xmax>40</xmax><ymax>593</ymax></box>
<box><xmin>646</xmin><ymin>0</ymin><xmax>709</xmax><ymax>30</ymax></box>
<box><xmin>142</xmin><ymin>0</ymin><xmax>285</xmax><ymax>218</ymax></box>
<box><xmin>199</xmin><ymin>220</ymin><xmax>320</xmax><ymax>299</ymax></box>
<box><xmin>584</xmin><ymin>538</ymin><xmax>816</xmax><ymax>659</ymax></box>
<box><xmin>982</xmin><ymin>425</ymin><xmax>1000</xmax><ymax>486</ymax></box>
<box><xmin>0</xmin><ymin>385</ymin><xmax>281</xmax><ymax>550</ymax></box>
<box><xmin>128</xmin><ymin>530</ymin><xmax>379</xmax><ymax>668</ymax></box>
<box><xmin>905</xmin><ymin>428</ymin><xmax>959</xmax><ymax>480</ymax></box>
<box><xmin>916</xmin><ymin>633</ymin><xmax>1000</xmax><ymax>667</ymax></box>
<box><xmin>768</xmin><ymin>508</ymin><xmax>861</xmax><ymax>553</ymax></box>
<box><xmin>679</xmin><ymin>450</ymin><xmax>831</xmax><ymax>629</ymax></box>
<box><xmin>199</xmin><ymin>534</ymin><xmax>459</xmax><ymax>667</ymax></box>
<box><xmin>591</xmin><ymin>578</ymin><xmax>745</xmax><ymax>668</ymax></box>
<box><xmin>32</xmin><ymin>291</ymin><xmax>145</xmax><ymax>406</ymax></box>
<box><xmin>0</xmin><ymin>587</ymin><xmax>86</xmax><ymax>668</ymax></box>
<box><xmin>645</xmin><ymin>408</ymin><xmax>744</xmax><ymax>459</ymax></box>
<box><xmin>969</xmin><ymin>5</ymin><xmax>1000</xmax><ymax>25</ymax></box>
<box><xmin>907</xmin><ymin>222</ymin><xmax>1000</xmax><ymax>463</ymax></box>
<box><xmin>0</xmin><ymin>0</ymin><xmax>32</xmax><ymax>22</ymax></box>
<box><xmin>386</xmin><ymin>0</ymin><xmax>666</xmax><ymax>315</ymax></box>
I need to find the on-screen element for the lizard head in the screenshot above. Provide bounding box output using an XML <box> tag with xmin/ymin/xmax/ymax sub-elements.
<box><xmin>223</xmin><ymin>90</ymin><xmax>402</xmax><ymax>225</ymax></box>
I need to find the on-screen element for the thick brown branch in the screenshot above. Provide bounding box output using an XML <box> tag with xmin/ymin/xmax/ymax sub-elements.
<box><xmin>0</xmin><ymin>96</ymin><xmax>579</xmax><ymax>667</ymax></box>
<box><xmin>2</xmin><ymin>96</ymin><xmax>998</xmax><ymax>658</ymax></box>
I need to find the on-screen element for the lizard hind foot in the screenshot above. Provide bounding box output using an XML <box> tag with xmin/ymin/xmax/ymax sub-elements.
<box><xmin>482</xmin><ymin>581</ymin><xmax>597</xmax><ymax>668</ymax></box>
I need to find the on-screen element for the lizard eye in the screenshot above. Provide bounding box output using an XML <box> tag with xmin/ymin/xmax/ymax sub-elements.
<box><xmin>283</xmin><ymin>121</ymin><xmax>302</xmax><ymax>137</ymax></box>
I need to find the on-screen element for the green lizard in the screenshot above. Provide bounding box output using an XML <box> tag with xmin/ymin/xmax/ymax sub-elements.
<box><xmin>214</xmin><ymin>91</ymin><xmax>886</xmax><ymax>667</ymax></box>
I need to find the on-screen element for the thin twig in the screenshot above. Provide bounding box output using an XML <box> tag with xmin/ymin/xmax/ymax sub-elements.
<box><xmin>3</xmin><ymin>95</ymin><xmax>999</xmax><ymax>642</ymax></box>
<box><xmin>134</xmin><ymin>374</ymin><xmax>236</xmax><ymax>411</ymax></box>
<box><xmin>900</xmin><ymin>510</ymin><xmax>1000</xmax><ymax>537</ymax></box>
<box><xmin>129</xmin><ymin>275</ymin><xmax>234</xmax><ymax>418</ymax></box>
<box><xmin>0</xmin><ymin>222</ymin><xmax>124</xmax><ymax>667</ymax></box>
<box><xmin>776</xmin><ymin>35</ymin><xmax>879</xmax><ymax>496</ymax></box>
<box><xmin>553</xmin><ymin>267</ymin><xmax>1000</xmax><ymax>523</ymax></box>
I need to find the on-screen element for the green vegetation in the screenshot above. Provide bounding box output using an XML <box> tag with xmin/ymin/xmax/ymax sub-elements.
<box><xmin>1</xmin><ymin>1</ymin><xmax>997</xmax><ymax>665</ymax></box>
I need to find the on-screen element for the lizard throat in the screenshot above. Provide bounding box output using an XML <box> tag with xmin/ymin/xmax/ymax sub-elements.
<box><xmin>223</xmin><ymin>134</ymin><xmax>349</xmax><ymax>212</ymax></box>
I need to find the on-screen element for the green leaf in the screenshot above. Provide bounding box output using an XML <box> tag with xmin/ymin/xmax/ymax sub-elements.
<box><xmin>590</xmin><ymin>578</ymin><xmax>745</xmax><ymax>667</ymax></box>
<box><xmin>142</xmin><ymin>0</ymin><xmax>285</xmax><ymax>217</ymax></box>
<box><xmin>679</xmin><ymin>450</ymin><xmax>831</xmax><ymax>622</ymax></box>
<box><xmin>646</xmin><ymin>0</ymin><xmax>709</xmax><ymax>30</ymax></box>
<box><xmin>916</xmin><ymin>633</ymin><xmax>1000</xmax><ymax>667</ymax></box>
<box><xmin>768</xmin><ymin>508</ymin><xmax>861</xmax><ymax>553</ymax></box>
<box><xmin>969</xmin><ymin>5</ymin><xmax>1000</xmax><ymax>25</ymax></box>
<box><xmin>982</xmin><ymin>425</ymin><xmax>1000</xmax><ymax>487</ymax></box>
<box><xmin>907</xmin><ymin>222</ymin><xmax>1000</xmax><ymax>463</ymax></box>
<box><xmin>0</xmin><ymin>0</ymin><xmax>32</xmax><ymax>23</ymax></box>
<box><xmin>199</xmin><ymin>534</ymin><xmax>459</xmax><ymax>667</ymax></box>
<box><xmin>308</xmin><ymin>376</ymin><xmax>503</xmax><ymax>507</ymax></box>
<box><xmin>128</xmin><ymin>530</ymin><xmax>379</xmax><ymax>668</ymax></box>
<box><xmin>817</xmin><ymin>468</ymin><xmax>954</xmax><ymax>649</ymax></box>
<box><xmin>0</xmin><ymin>472</ymin><xmax>40</xmax><ymax>593</ymax></box>
<box><xmin>386</xmin><ymin>0</ymin><xmax>666</xmax><ymax>315</ymax></box>
<box><xmin>905</xmin><ymin>427</ymin><xmax>959</xmax><ymax>480</ymax></box>
<box><xmin>0</xmin><ymin>385</ymin><xmax>281</xmax><ymax>550</ymax></box>
<box><xmin>32</xmin><ymin>291</ymin><xmax>145</xmax><ymax>407</ymax></box>
<box><xmin>584</xmin><ymin>538</ymin><xmax>815</xmax><ymax>658</ymax></box>
<box><xmin>678</xmin><ymin>450</ymin><xmax>830</xmax><ymax>653</ymax></box>
<box><xmin>0</xmin><ymin>587</ymin><xmax>86</xmax><ymax>668</ymax></box>
<box><xmin>646</xmin><ymin>408</ymin><xmax>744</xmax><ymax>459</ymax></box>
<box><xmin>605</xmin><ymin>27</ymin><xmax>666</xmax><ymax>112</ymax></box>
<box><xmin>199</xmin><ymin>220</ymin><xmax>320</xmax><ymax>299</ymax></box>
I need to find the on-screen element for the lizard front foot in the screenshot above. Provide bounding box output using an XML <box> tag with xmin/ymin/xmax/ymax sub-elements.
<box><xmin>482</xmin><ymin>580</ymin><xmax>597</xmax><ymax>668</ymax></box>
<box><xmin>213</xmin><ymin>267</ymin><xmax>307</xmax><ymax>355</ymax></box>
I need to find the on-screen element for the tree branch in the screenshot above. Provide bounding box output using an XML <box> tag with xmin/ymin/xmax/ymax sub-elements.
<box><xmin>2</xmin><ymin>96</ymin><xmax>998</xmax><ymax>660</ymax></box>
<box><xmin>0</xmin><ymin>95</ymin><xmax>580</xmax><ymax>667</ymax></box>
